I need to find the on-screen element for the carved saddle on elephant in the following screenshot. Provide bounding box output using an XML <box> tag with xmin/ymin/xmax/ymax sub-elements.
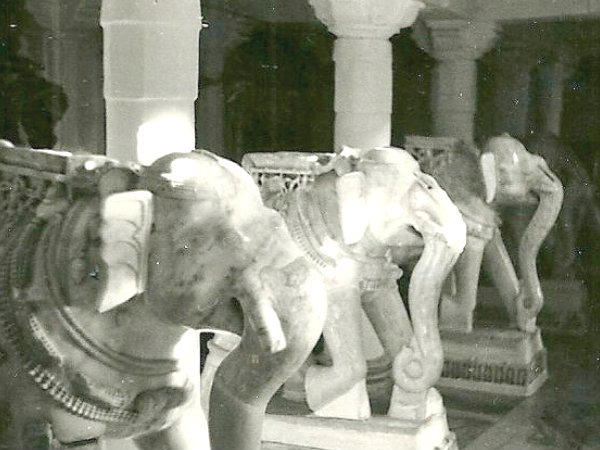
<box><xmin>0</xmin><ymin>145</ymin><xmax>193</xmax><ymax>441</ymax></box>
<box><xmin>243</xmin><ymin>151</ymin><xmax>403</xmax><ymax>290</ymax></box>
<box><xmin>402</xmin><ymin>134</ymin><xmax>564</xmax><ymax>397</ymax></box>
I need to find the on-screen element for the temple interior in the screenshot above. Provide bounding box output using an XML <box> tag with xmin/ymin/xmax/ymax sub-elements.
<box><xmin>2</xmin><ymin>1</ymin><xmax>600</xmax><ymax>449</ymax></box>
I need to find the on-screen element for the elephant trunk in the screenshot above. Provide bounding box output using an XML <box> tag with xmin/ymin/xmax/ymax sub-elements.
<box><xmin>393</xmin><ymin>236</ymin><xmax>460</xmax><ymax>393</ymax></box>
<box><xmin>517</xmin><ymin>159</ymin><xmax>564</xmax><ymax>331</ymax></box>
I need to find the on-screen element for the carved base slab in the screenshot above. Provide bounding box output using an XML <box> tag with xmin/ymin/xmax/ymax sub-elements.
<box><xmin>437</xmin><ymin>328</ymin><xmax>547</xmax><ymax>397</ymax></box>
<box><xmin>263</xmin><ymin>412</ymin><xmax>457</xmax><ymax>450</ymax></box>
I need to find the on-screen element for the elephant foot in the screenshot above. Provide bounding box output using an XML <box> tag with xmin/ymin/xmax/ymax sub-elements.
<box><xmin>388</xmin><ymin>386</ymin><xmax>444</xmax><ymax>421</ymax></box>
<box><xmin>515</xmin><ymin>295</ymin><xmax>539</xmax><ymax>333</ymax></box>
<box><xmin>201</xmin><ymin>333</ymin><xmax>241</xmax><ymax>415</ymax></box>
<box><xmin>209</xmin><ymin>382</ymin><xmax>264</xmax><ymax>450</ymax></box>
<box><xmin>305</xmin><ymin>364</ymin><xmax>370</xmax><ymax>420</ymax></box>
<box><xmin>439</xmin><ymin>297</ymin><xmax>474</xmax><ymax>333</ymax></box>
<box><xmin>282</xmin><ymin>369</ymin><xmax>307</xmax><ymax>403</ymax></box>
<box><xmin>311</xmin><ymin>379</ymin><xmax>371</xmax><ymax>420</ymax></box>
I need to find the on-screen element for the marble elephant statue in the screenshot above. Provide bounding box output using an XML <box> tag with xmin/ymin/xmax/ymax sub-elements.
<box><xmin>229</xmin><ymin>146</ymin><xmax>467</xmax><ymax>421</ymax></box>
<box><xmin>0</xmin><ymin>145</ymin><xmax>326</xmax><ymax>450</ymax></box>
<box><xmin>517</xmin><ymin>132</ymin><xmax>600</xmax><ymax>280</ymax></box>
<box><xmin>407</xmin><ymin>134</ymin><xmax>564</xmax><ymax>334</ymax></box>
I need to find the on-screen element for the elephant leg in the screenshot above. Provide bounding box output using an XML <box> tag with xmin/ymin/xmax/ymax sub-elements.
<box><xmin>362</xmin><ymin>288</ymin><xmax>443</xmax><ymax>419</ymax></box>
<box><xmin>303</xmin><ymin>285</ymin><xmax>370</xmax><ymax>420</ymax></box>
<box><xmin>134</xmin><ymin>389</ymin><xmax>209</xmax><ymax>450</ymax></box>
<box><xmin>209</xmin><ymin>281</ymin><xmax>325</xmax><ymax>450</ymax></box>
<box><xmin>440</xmin><ymin>234</ymin><xmax>487</xmax><ymax>332</ymax></box>
<box><xmin>482</xmin><ymin>228</ymin><xmax>520</xmax><ymax>327</ymax></box>
<box><xmin>362</xmin><ymin>287</ymin><xmax>412</xmax><ymax>360</ymax></box>
<box><xmin>200</xmin><ymin>332</ymin><xmax>241</xmax><ymax>415</ymax></box>
<box><xmin>48</xmin><ymin>407</ymin><xmax>106</xmax><ymax>450</ymax></box>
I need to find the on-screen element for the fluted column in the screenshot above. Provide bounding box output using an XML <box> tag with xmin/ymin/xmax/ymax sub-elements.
<box><xmin>413</xmin><ymin>19</ymin><xmax>498</xmax><ymax>143</ymax></box>
<box><xmin>101</xmin><ymin>1</ymin><xmax>202</xmax><ymax>165</ymax></box>
<box><xmin>309</xmin><ymin>0</ymin><xmax>425</xmax><ymax>151</ymax></box>
<box><xmin>492</xmin><ymin>40</ymin><xmax>538</xmax><ymax>139</ymax></box>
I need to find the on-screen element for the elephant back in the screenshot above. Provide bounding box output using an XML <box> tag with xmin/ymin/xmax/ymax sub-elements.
<box><xmin>404</xmin><ymin>135</ymin><xmax>498</xmax><ymax>232</ymax></box>
<box><xmin>0</xmin><ymin>146</ymin><xmax>138</xmax><ymax>307</ymax></box>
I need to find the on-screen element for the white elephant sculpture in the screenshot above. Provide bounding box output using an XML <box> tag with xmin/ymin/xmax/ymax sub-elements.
<box><xmin>404</xmin><ymin>134</ymin><xmax>564</xmax><ymax>333</ymax></box>
<box><xmin>0</xmin><ymin>145</ymin><xmax>327</xmax><ymax>450</ymax></box>
<box><xmin>238</xmin><ymin>146</ymin><xmax>467</xmax><ymax>421</ymax></box>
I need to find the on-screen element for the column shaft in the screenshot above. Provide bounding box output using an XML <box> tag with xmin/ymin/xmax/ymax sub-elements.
<box><xmin>334</xmin><ymin>37</ymin><xmax>392</xmax><ymax>150</ymax></box>
<box><xmin>431</xmin><ymin>58</ymin><xmax>477</xmax><ymax>142</ymax></box>
<box><xmin>101</xmin><ymin>1</ymin><xmax>202</xmax><ymax>164</ymax></box>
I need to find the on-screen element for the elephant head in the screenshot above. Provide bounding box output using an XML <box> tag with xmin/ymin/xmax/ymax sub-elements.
<box><xmin>103</xmin><ymin>150</ymin><xmax>327</xmax><ymax>449</ymax></box>
<box><xmin>332</xmin><ymin>147</ymin><xmax>467</xmax><ymax>393</ymax></box>
<box><xmin>0</xmin><ymin>146</ymin><xmax>326</xmax><ymax>450</ymax></box>
<box><xmin>481</xmin><ymin>135</ymin><xmax>564</xmax><ymax>330</ymax></box>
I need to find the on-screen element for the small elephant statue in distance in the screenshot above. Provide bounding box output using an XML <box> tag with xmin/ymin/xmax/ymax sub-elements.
<box><xmin>0</xmin><ymin>146</ymin><xmax>326</xmax><ymax>450</ymax></box>
<box><xmin>405</xmin><ymin>134</ymin><xmax>564</xmax><ymax>334</ymax></box>
<box><xmin>241</xmin><ymin>146</ymin><xmax>467</xmax><ymax>421</ymax></box>
<box><xmin>520</xmin><ymin>132</ymin><xmax>600</xmax><ymax>280</ymax></box>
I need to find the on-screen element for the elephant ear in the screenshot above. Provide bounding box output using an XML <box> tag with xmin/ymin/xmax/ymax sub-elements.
<box><xmin>96</xmin><ymin>190</ymin><xmax>154</xmax><ymax>313</ymax></box>
<box><xmin>480</xmin><ymin>152</ymin><xmax>497</xmax><ymax>203</ymax></box>
<box><xmin>336</xmin><ymin>171</ymin><xmax>368</xmax><ymax>245</ymax></box>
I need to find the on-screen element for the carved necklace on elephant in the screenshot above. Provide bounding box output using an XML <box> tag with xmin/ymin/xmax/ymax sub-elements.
<box><xmin>288</xmin><ymin>187</ymin><xmax>402</xmax><ymax>290</ymax></box>
<box><xmin>0</xmin><ymin>195</ymin><xmax>190</xmax><ymax>430</ymax></box>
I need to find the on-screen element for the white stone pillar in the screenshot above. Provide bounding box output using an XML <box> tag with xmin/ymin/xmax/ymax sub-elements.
<box><xmin>413</xmin><ymin>19</ymin><xmax>498</xmax><ymax>144</ymax></box>
<box><xmin>492</xmin><ymin>40</ymin><xmax>537</xmax><ymax>139</ymax></box>
<box><xmin>537</xmin><ymin>52</ymin><xmax>576</xmax><ymax>136</ymax></box>
<box><xmin>309</xmin><ymin>0</ymin><xmax>425</xmax><ymax>151</ymax></box>
<box><xmin>101</xmin><ymin>0</ymin><xmax>202</xmax><ymax>165</ymax></box>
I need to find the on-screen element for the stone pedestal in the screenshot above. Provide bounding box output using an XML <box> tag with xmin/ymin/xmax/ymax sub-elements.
<box><xmin>437</xmin><ymin>328</ymin><xmax>547</xmax><ymax>397</ymax></box>
<box><xmin>263</xmin><ymin>413</ymin><xmax>457</xmax><ymax>450</ymax></box>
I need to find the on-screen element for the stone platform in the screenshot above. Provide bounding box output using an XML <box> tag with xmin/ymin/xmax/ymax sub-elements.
<box><xmin>262</xmin><ymin>412</ymin><xmax>457</xmax><ymax>450</ymax></box>
<box><xmin>438</xmin><ymin>328</ymin><xmax>547</xmax><ymax>397</ymax></box>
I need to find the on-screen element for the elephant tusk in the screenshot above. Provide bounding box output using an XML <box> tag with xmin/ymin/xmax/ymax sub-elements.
<box><xmin>246</xmin><ymin>298</ymin><xmax>287</xmax><ymax>354</ymax></box>
<box><xmin>238</xmin><ymin>264</ymin><xmax>288</xmax><ymax>354</ymax></box>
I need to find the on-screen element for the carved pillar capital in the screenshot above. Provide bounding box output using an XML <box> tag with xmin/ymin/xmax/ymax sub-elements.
<box><xmin>309</xmin><ymin>0</ymin><xmax>424</xmax><ymax>38</ymax></box>
<box><xmin>309</xmin><ymin>0</ymin><xmax>425</xmax><ymax>150</ymax></box>
<box><xmin>412</xmin><ymin>19</ymin><xmax>498</xmax><ymax>143</ymax></box>
<box><xmin>412</xmin><ymin>19</ymin><xmax>499</xmax><ymax>61</ymax></box>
